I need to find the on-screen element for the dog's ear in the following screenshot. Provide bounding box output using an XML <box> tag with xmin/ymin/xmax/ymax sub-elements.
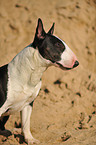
<box><xmin>36</xmin><ymin>18</ymin><xmax>46</xmax><ymax>39</ymax></box>
<box><xmin>48</xmin><ymin>22</ymin><xmax>55</xmax><ymax>35</ymax></box>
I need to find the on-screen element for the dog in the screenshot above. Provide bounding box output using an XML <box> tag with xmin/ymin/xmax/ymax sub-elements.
<box><xmin>0</xmin><ymin>18</ymin><xmax>79</xmax><ymax>144</ymax></box>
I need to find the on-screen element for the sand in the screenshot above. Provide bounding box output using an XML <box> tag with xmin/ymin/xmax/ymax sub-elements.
<box><xmin>0</xmin><ymin>0</ymin><xmax>96</xmax><ymax>144</ymax></box>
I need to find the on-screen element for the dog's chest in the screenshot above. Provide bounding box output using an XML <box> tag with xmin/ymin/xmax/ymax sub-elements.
<box><xmin>7</xmin><ymin>80</ymin><xmax>42</xmax><ymax>114</ymax></box>
<box><xmin>5</xmin><ymin>47</ymin><xmax>46</xmax><ymax>113</ymax></box>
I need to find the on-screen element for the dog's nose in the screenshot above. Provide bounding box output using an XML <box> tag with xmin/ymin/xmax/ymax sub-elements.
<box><xmin>73</xmin><ymin>60</ymin><xmax>79</xmax><ymax>68</ymax></box>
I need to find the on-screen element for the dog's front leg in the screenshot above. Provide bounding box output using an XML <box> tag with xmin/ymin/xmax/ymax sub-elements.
<box><xmin>20</xmin><ymin>103</ymin><xmax>39</xmax><ymax>144</ymax></box>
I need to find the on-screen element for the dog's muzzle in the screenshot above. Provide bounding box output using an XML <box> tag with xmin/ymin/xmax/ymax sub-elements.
<box><xmin>56</xmin><ymin>60</ymin><xmax>79</xmax><ymax>70</ymax></box>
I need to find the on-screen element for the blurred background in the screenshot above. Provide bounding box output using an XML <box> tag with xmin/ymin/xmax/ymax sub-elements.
<box><xmin>0</xmin><ymin>0</ymin><xmax>96</xmax><ymax>145</ymax></box>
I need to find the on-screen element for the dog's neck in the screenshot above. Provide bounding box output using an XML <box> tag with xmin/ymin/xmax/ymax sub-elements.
<box><xmin>26</xmin><ymin>45</ymin><xmax>51</xmax><ymax>86</ymax></box>
<box><xmin>9</xmin><ymin>44</ymin><xmax>51</xmax><ymax>87</ymax></box>
<box><xmin>30</xmin><ymin>45</ymin><xmax>51</xmax><ymax>68</ymax></box>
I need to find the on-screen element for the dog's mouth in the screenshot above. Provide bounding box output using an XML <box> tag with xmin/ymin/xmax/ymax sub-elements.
<box><xmin>55</xmin><ymin>60</ymin><xmax>79</xmax><ymax>70</ymax></box>
<box><xmin>55</xmin><ymin>62</ymin><xmax>72</xmax><ymax>70</ymax></box>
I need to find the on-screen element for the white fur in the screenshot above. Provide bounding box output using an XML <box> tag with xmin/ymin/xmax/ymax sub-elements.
<box><xmin>58</xmin><ymin>42</ymin><xmax>76</xmax><ymax>68</ymax></box>
<box><xmin>21</xmin><ymin>104</ymin><xmax>39</xmax><ymax>144</ymax></box>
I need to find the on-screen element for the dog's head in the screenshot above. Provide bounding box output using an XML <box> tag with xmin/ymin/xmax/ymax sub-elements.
<box><xmin>33</xmin><ymin>18</ymin><xmax>79</xmax><ymax>70</ymax></box>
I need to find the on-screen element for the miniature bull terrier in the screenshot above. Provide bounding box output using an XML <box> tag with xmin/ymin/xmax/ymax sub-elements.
<box><xmin>0</xmin><ymin>18</ymin><xmax>79</xmax><ymax>144</ymax></box>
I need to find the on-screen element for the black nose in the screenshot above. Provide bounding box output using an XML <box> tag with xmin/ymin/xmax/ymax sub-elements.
<box><xmin>73</xmin><ymin>60</ymin><xmax>79</xmax><ymax>68</ymax></box>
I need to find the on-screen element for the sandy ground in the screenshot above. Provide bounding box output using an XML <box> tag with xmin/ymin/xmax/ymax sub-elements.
<box><xmin>0</xmin><ymin>0</ymin><xmax>96</xmax><ymax>144</ymax></box>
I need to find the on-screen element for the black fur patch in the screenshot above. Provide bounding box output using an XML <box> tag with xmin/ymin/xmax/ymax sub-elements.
<box><xmin>38</xmin><ymin>35</ymin><xmax>65</xmax><ymax>62</ymax></box>
<box><xmin>0</xmin><ymin>64</ymin><xmax>8</xmax><ymax>108</ymax></box>
<box><xmin>33</xmin><ymin>34</ymin><xmax>65</xmax><ymax>63</ymax></box>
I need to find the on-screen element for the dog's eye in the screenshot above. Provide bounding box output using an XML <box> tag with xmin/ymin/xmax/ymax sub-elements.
<box><xmin>55</xmin><ymin>42</ymin><xmax>60</xmax><ymax>47</ymax></box>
